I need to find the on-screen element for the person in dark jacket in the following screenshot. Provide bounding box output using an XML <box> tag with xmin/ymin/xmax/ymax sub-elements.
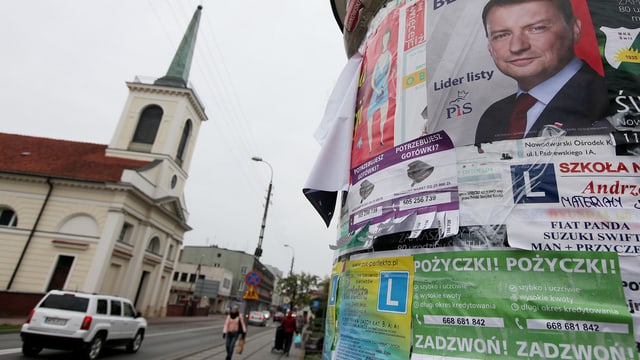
<box><xmin>281</xmin><ymin>311</ymin><xmax>298</xmax><ymax>357</ymax></box>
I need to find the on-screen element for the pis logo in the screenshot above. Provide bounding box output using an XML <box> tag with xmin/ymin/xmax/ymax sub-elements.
<box><xmin>446</xmin><ymin>90</ymin><xmax>472</xmax><ymax>119</ymax></box>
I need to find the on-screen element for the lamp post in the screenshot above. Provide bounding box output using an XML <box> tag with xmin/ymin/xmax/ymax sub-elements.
<box><xmin>251</xmin><ymin>156</ymin><xmax>273</xmax><ymax>259</ymax></box>
<box><xmin>196</xmin><ymin>254</ymin><xmax>205</xmax><ymax>300</ymax></box>
<box><xmin>190</xmin><ymin>254</ymin><xmax>205</xmax><ymax>295</ymax></box>
<box><xmin>284</xmin><ymin>244</ymin><xmax>295</xmax><ymax>276</ymax></box>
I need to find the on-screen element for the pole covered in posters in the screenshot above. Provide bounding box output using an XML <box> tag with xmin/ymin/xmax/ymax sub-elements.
<box><xmin>309</xmin><ymin>0</ymin><xmax>640</xmax><ymax>359</ymax></box>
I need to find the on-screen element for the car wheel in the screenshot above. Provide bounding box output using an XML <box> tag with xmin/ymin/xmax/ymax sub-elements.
<box><xmin>83</xmin><ymin>335</ymin><xmax>104</xmax><ymax>360</ymax></box>
<box><xmin>126</xmin><ymin>330</ymin><xmax>144</xmax><ymax>353</ymax></box>
<box><xmin>22</xmin><ymin>342</ymin><xmax>42</xmax><ymax>357</ymax></box>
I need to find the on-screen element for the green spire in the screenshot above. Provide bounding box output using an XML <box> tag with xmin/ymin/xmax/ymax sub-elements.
<box><xmin>154</xmin><ymin>5</ymin><xmax>203</xmax><ymax>88</ymax></box>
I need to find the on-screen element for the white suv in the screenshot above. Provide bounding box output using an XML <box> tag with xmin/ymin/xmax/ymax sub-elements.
<box><xmin>20</xmin><ymin>290</ymin><xmax>147</xmax><ymax>360</ymax></box>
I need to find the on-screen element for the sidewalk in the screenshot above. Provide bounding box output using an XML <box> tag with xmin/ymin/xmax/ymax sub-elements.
<box><xmin>178</xmin><ymin>325</ymin><xmax>306</xmax><ymax>360</ymax></box>
<box><xmin>147</xmin><ymin>315</ymin><xmax>307</xmax><ymax>359</ymax></box>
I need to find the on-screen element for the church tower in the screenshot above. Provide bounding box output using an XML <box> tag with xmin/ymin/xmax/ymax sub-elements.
<box><xmin>107</xmin><ymin>5</ymin><xmax>207</xmax><ymax>206</ymax></box>
<box><xmin>0</xmin><ymin>5</ymin><xmax>211</xmax><ymax>317</ymax></box>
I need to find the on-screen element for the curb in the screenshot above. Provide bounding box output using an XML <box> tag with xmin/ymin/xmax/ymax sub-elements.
<box><xmin>0</xmin><ymin>328</ymin><xmax>21</xmax><ymax>334</ymax></box>
<box><xmin>0</xmin><ymin>322</ymin><xmax>22</xmax><ymax>334</ymax></box>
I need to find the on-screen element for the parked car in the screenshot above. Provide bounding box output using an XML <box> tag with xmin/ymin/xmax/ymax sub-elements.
<box><xmin>247</xmin><ymin>311</ymin><xmax>267</xmax><ymax>326</ymax></box>
<box><xmin>20</xmin><ymin>290</ymin><xmax>147</xmax><ymax>360</ymax></box>
<box><xmin>273</xmin><ymin>311</ymin><xmax>285</xmax><ymax>322</ymax></box>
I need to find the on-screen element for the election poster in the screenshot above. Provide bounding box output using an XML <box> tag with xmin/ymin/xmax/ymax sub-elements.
<box><xmin>425</xmin><ymin>0</ymin><xmax>613</xmax><ymax>147</ymax></box>
<box><xmin>424</xmin><ymin>0</ymin><xmax>494</xmax><ymax>146</ymax></box>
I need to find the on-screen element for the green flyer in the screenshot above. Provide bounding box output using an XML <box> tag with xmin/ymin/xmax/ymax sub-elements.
<box><xmin>412</xmin><ymin>250</ymin><xmax>635</xmax><ymax>359</ymax></box>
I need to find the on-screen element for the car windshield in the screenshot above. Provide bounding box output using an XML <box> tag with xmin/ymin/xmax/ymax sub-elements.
<box><xmin>40</xmin><ymin>294</ymin><xmax>89</xmax><ymax>312</ymax></box>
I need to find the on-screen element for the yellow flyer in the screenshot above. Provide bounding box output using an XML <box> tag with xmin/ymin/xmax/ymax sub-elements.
<box><xmin>333</xmin><ymin>256</ymin><xmax>413</xmax><ymax>359</ymax></box>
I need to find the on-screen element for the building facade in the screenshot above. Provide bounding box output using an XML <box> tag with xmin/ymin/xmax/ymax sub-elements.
<box><xmin>169</xmin><ymin>262</ymin><xmax>233</xmax><ymax>314</ymax></box>
<box><xmin>265</xmin><ymin>264</ymin><xmax>284</xmax><ymax>309</ymax></box>
<box><xmin>0</xmin><ymin>6</ymin><xmax>207</xmax><ymax>317</ymax></box>
<box><xmin>180</xmin><ymin>245</ymin><xmax>277</xmax><ymax>312</ymax></box>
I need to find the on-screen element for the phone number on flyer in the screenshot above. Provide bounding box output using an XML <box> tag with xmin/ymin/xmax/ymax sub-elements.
<box><xmin>527</xmin><ymin>319</ymin><xmax>628</xmax><ymax>334</ymax></box>
<box><xmin>398</xmin><ymin>193</ymin><xmax>451</xmax><ymax>211</ymax></box>
<box><xmin>422</xmin><ymin>315</ymin><xmax>504</xmax><ymax>328</ymax></box>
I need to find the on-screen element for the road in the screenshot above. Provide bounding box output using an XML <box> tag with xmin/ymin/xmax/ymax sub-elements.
<box><xmin>0</xmin><ymin>317</ymin><xmax>276</xmax><ymax>359</ymax></box>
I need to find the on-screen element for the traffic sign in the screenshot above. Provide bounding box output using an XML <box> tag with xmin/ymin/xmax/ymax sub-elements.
<box><xmin>245</xmin><ymin>271</ymin><xmax>262</xmax><ymax>286</ymax></box>
<box><xmin>243</xmin><ymin>285</ymin><xmax>259</xmax><ymax>300</ymax></box>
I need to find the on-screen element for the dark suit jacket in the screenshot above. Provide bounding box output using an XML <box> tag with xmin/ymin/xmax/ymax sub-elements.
<box><xmin>474</xmin><ymin>63</ymin><xmax>611</xmax><ymax>144</ymax></box>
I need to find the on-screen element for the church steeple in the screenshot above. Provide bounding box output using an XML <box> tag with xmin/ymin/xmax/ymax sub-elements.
<box><xmin>107</xmin><ymin>4</ymin><xmax>208</xmax><ymax>190</ymax></box>
<box><xmin>154</xmin><ymin>5</ymin><xmax>203</xmax><ymax>88</ymax></box>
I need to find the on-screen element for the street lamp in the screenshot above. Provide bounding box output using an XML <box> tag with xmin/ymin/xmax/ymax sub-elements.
<box><xmin>196</xmin><ymin>254</ymin><xmax>205</xmax><ymax>299</ymax></box>
<box><xmin>284</xmin><ymin>244</ymin><xmax>295</xmax><ymax>275</ymax></box>
<box><xmin>190</xmin><ymin>254</ymin><xmax>205</xmax><ymax>295</ymax></box>
<box><xmin>251</xmin><ymin>156</ymin><xmax>273</xmax><ymax>259</ymax></box>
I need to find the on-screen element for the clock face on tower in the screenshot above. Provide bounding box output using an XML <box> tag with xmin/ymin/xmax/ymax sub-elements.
<box><xmin>170</xmin><ymin>175</ymin><xmax>177</xmax><ymax>189</ymax></box>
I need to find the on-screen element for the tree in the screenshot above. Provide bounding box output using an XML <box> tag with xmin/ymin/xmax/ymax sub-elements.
<box><xmin>277</xmin><ymin>271</ymin><xmax>320</xmax><ymax>309</ymax></box>
<box><xmin>314</xmin><ymin>276</ymin><xmax>331</xmax><ymax>317</ymax></box>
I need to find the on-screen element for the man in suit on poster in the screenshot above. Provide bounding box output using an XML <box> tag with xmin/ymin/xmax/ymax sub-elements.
<box><xmin>474</xmin><ymin>0</ymin><xmax>610</xmax><ymax>144</ymax></box>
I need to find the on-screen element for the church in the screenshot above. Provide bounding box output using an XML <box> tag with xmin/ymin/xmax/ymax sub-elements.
<box><xmin>0</xmin><ymin>6</ymin><xmax>207</xmax><ymax>317</ymax></box>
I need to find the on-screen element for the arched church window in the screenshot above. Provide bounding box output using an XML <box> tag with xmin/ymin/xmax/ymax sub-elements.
<box><xmin>147</xmin><ymin>236</ymin><xmax>161</xmax><ymax>255</ymax></box>
<box><xmin>176</xmin><ymin>119</ymin><xmax>192</xmax><ymax>164</ymax></box>
<box><xmin>0</xmin><ymin>207</ymin><xmax>18</xmax><ymax>227</ymax></box>
<box><xmin>132</xmin><ymin>105</ymin><xmax>163</xmax><ymax>145</ymax></box>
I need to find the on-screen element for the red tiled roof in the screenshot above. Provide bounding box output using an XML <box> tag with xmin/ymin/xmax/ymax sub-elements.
<box><xmin>0</xmin><ymin>133</ymin><xmax>151</xmax><ymax>182</ymax></box>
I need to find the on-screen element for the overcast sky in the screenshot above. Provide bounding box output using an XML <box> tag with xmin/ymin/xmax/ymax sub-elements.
<box><xmin>0</xmin><ymin>0</ymin><xmax>347</xmax><ymax>277</ymax></box>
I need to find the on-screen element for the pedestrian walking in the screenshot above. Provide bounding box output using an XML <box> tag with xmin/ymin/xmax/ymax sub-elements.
<box><xmin>222</xmin><ymin>305</ymin><xmax>247</xmax><ymax>360</ymax></box>
<box><xmin>281</xmin><ymin>311</ymin><xmax>298</xmax><ymax>357</ymax></box>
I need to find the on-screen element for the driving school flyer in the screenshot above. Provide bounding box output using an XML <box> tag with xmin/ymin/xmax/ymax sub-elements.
<box><xmin>412</xmin><ymin>250</ymin><xmax>635</xmax><ymax>359</ymax></box>
<box><xmin>504</xmin><ymin>155</ymin><xmax>640</xmax><ymax>254</ymax></box>
<box><xmin>323</xmin><ymin>261</ymin><xmax>344</xmax><ymax>360</ymax></box>
<box><xmin>455</xmin><ymin>138</ymin><xmax>638</xmax><ymax>236</ymax></box>
<box><xmin>333</xmin><ymin>256</ymin><xmax>413</xmax><ymax>360</ymax></box>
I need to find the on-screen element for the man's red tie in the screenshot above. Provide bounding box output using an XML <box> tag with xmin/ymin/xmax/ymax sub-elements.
<box><xmin>507</xmin><ymin>93</ymin><xmax>537</xmax><ymax>139</ymax></box>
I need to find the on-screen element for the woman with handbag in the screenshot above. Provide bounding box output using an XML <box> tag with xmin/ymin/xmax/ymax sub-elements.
<box><xmin>222</xmin><ymin>305</ymin><xmax>247</xmax><ymax>360</ymax></box>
